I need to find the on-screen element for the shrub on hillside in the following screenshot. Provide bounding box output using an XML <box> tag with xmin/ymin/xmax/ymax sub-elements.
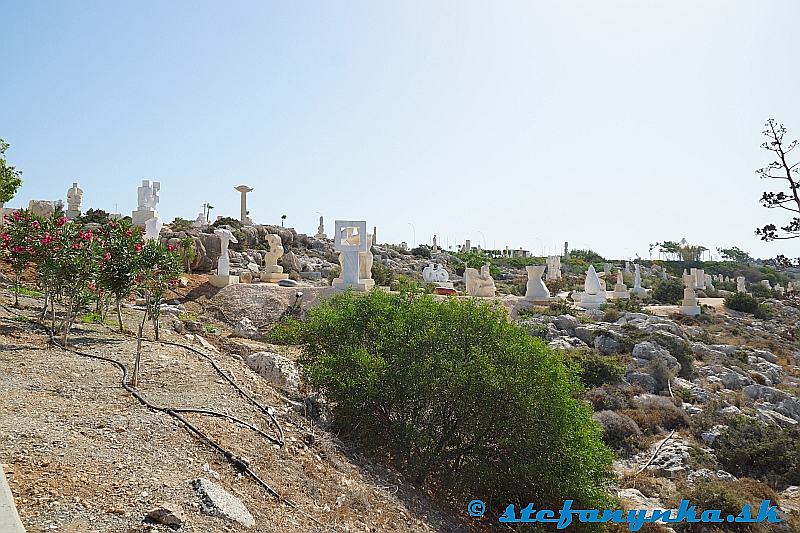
<box><xmin>724</xmin><ymin>292</ymin><xmax>771</xmax><ymax>319</ymax></box>
<box><xmin>713</xmin><ymin>418</ymin><xmax>800</xmax><ymax>489</ymax></box>
<box><xmin>623</xmin><ymin>395</ymin><xmax>689</xmax><ymax>434</ymax></box>
<box><xmin>593</xmin><ymin>410</ymin><xmax>644</xmax><ymax>457</ymax></box>
<box><xmin>296</xmin><ymin>290</ymin><xmax>614</xmax><ymax>514</ymax></box>
<box><xmin>673</xmin><ymin>478</ymin><xmax>779</xmax><ymax>532</ymax></box>
<box><xmin>410</xmin><ymin>246</ymin><xmax>431</xmax><ymax>258</ymax></box>
<box><xmin>565</xmin><ymin>351</ymin><xmax>625</xmax><ymax>388</ymax></box>
<box><xmin>652</xmin><ymin>278</ymin><xmax>684</xmax><ymax>305</ymax></box>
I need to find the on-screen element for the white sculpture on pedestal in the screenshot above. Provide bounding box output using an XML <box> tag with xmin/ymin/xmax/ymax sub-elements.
<box><xmin>760</xmin><ymin>280</ymin><xmax>772</xmax><ymax>290</ymax></box>
<box><xmin>612</xmin><ymin>270</ymin><xmax>630</xmax><ymax>299</ymax></box>
<box><xmin>680</xmin><ymin>275</ymin><xmax>701</xmax><ymax>316</ymax></box>
<box><xmin>423</xmin><ymin>263</ymin><xmax>449</xmax><ymax>283</ymax></box>
<box><xmin>631</xmin><ymin>264</ymin><xmax>647</xmax><ymax>297</ymax></box>
<box><xmin>261</xmin><ymin>233</ymin><xmax>289</xmax><ymax>282</ymax></box>
<box><xmin>704</xmin><ymin>274</ymin><xmax>714</xmax><ymax>290</ymax></box>
<box><xmin>66</xmin><ymin>182</ymin><xmax>83</xmax><ymax>220</ymax></box>
<box><xmin>523</xmin><ymin>265</ymin><xmax>550</xmax><ymax>303</ymax></box>
<box><xmin>208</xmin><ymin>228</ymin><xmax>240</xmax><ymax>288</ymax></box>
<box><xmin>545</xmin><ymin>256</ymin><xmax>562</xmax><ymax>281</ymax></box>
<box><xmin>736</xmin><ymin>276</ymin><xmax>746</xmax><ymax>293</ymax></box>
<box><xmin>132</xmin><ymin>180</ymin><xmax>161</xmax><ymax>226</ymax></box>
<box><xmin>691</xmin><ymin>268</ymin><xmax>706</xmax><ymax>290</ymax></box>
<box><xmin>143</xmin><ymin>217</ymin><xmax>163</xmax><ymax>242</ymax></box>
<box><xmin>359</xmin><ymin>233</ymin><xmax>375</xmax><ymax>282</ymax></box>
<box><xmin>465</xmin><ymin>264</ymin><xmax>496</xmax><ymax>297</ymax></box>
<box><xmin>332</xmin><ymin>220</ymin><xmax>374</xmax><ymax>291</ymax></box>
<box><xmin>575</xmin><ymin>265</ymin><xmax>607</xmax><ymax>309</ymax></box>
<box><xmin>315</xmin><ymin>216</ymin><xmax>327</xmax><ymax>239</ymax></box>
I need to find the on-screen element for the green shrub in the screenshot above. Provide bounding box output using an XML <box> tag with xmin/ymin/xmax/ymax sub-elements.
<box><xmin>623</xmin><ymin>396</ymin><xmax>688</xmax><ymax>434</ymax></box>
<box><xmin>296</xmin><ymin>290</ymin><xmax>614</xmax><ymax>513</ymax></box>
<box><xmin>713</xmin><ymin>418</ymin><xmax>800</xmax><ymax>489</ymax></box>
<box><xmin>565</xmin><ymin>351</ymin><xmax>625</xmax><ymax>388</ymax></box>
<box><xmin>410</xmin><ymin>246</ymin><xmax>431</xmax><ymax>258</ymax></box>
<box><xmin>370</xmin><ymin>261</ymin><xmax>394</xmax><ymax>287</ymax></box>
<box><xmin>652</xmin><ymin>278</ymin><xmax>684</xmax><ymax>304</ymax></box>
<box><xmin>593</xmin><ymin>410</ymin><xmax>644</xmax><ymax>457</ymax></box>
<box><xmin>585</xmin><ymin>385</ymin><xmax>630</xmax><ymax>411</ymax></box>
<box><xmin>211</xmin><ymin>216</ymin><xmax>243</xmax><ymax>230</ymax></box>
<box><xmin>170</xmin><ymin>217</ymin><xmax>193</xmax><ymax>232</ymax></box>
<box><xmin>673</xmin><ymin>478</ymin><xmax>778</xmax><ymax>532</ymax></box>
<box><xmin>724</xmin><ymin>292</ymin><xmax>772</xmax><ymax>319</ymax></box>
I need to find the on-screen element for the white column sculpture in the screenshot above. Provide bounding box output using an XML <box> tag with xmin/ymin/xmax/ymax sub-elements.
<box><xmin>235</xmin><ymin>185</ymin><xmax>253</xmax><ymax>225</ymax></box>
<box><xmin>680</xmin><ymin>275</ymin><xmax>701</xmax><ymax>316</ymax></box>
<box><xmin>315</xmin><ymin>216</ymin><xmax>327</xmax><ymax>239</ymax></box>
<box><xmin>575</xmin><ymin>265</ymin><xmax>607</xmax><ymax>309</ymax></box>
<box><xmin>736</xmin><ymin>276</ymin><xmax>746</xmax><ymax>293</ymax></box>
<box><xmin>545</xmin><ymin>256</ymin><xmax>562</xmax><ymax>281</ymax></box>
<box><xmin>631</xmin><ymin>264</ymin><xmax>647</xmax><ymax>297</ymax></box>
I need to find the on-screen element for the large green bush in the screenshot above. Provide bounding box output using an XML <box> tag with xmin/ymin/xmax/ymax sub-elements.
<box><xmin>724</xmin><ymin>292</ymin><xmax>771</xmax><ymax>319</ymax></box>
<box><xmin>295</xmin><ymin>290</ymin><xmax>614</xmax><ymax>513</ymax></box>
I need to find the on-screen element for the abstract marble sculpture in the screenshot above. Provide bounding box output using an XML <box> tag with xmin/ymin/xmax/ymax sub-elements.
<box><xmin>523</xmin><ymin>265</ymin><xmax>550</xmax><ymax>303</ymax></box>
<box><xmin>575</xmin><ymin>265</ymin><xmax>607</xmax><ymax>309</ymax></box>
<box><xmin>261</xmin><ymin>233</ymin><xmax>289</xmax><ymax>282</ymax></box>
<box><xmin>631</xmin><ymin>264</ymin><xmax>647</xmax><ymax>297</ymax></box>
<box><xmin>546</xmin><ymin>256</ymin><xmax>562</xmax><ymax>281</ymax></box>
<box><xmin>465</xmin><ymin>263</ymin><xmax>496</xmax><ymax>297</ymax></box>
<box><xmin>332</xmin><ymin>220</ymin><xmax>374</xmax><ymax>292</ymax></box>
<box><xmin>132</xmin><ymin>180</ymin><xmax>160</xmax><ymax>227</ymax></box>
<box><xmin>208</xmin><ymin>228</ymin><xmax>239</xmax><ymax>288</ymax></box>
<box><xmin>65</xmin><ymin>182</ymin><xmax>83</xmax><ymax>220</ymax></box>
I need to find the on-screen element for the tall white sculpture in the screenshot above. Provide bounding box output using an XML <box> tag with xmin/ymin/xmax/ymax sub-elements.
<box><xmin>359</xmin><ymin>233</ymin><xmax>375</xmax><ymax>282</ymax></box>
<box><xmin>315</xmin><ymin>216</ymin><xmax>327</xmax><ymax>239</ymax></box>
<box><xmin>208</xmin><ymin>228</ymin><xmax>240</xmax><ymax>288</ymax></box>
<box><xmin>736</xmin><ymin>276</ymin><xmax>746</xmax><ymax>293</ymax></box>
<box><xmin>545</xmin><ymin>256</ymin><xmax>562</xmax><ymax>281</ymax></box>
<box><xmin>261</xmin><ymin>233</ymin><xmax>289</xmax><ymax>282</ymax></box>
<box><xmin>575</xmin><ymin>265</ymin><xmax>607</xmax><ymax>309</ymax></box>
<box><xmin>432</xmin><ymin>235</ymin><xmax>438</xmax><ymax>252</ymax></box>
<box><xmin>235</xmin><ymin>185</ymin><xmax>253</xmax><ymax>225</ymax></box>
<box><xmin>704</xmin><ymin>274</ymin><xmax>714</xmax><ymax>290</ymax></box>
<box><xmin>760</xmin><ymin>280</ymin><xmax>772</xmax><ymax>290</ymax></box>
<box><xmin>680</xmin><ymin>275</ymin><xmax>701</xmax><ymax>316</ymax></box>
<box><xmin>523</xmin><ymin>265</ymin><xmax>550</xmax><ymax>303</ymax></box>
<box><xmin>691</xmin><ymin>268</ymin><xmax>706</xmax><ymax>290</ymax></box>
<box><xmin>611</xmin><ymin>270</ymin><xmax>630</xmax><ymax>299</ymax></box>
<box><xmin>132</xmin><ymin>180</ymin><xmax>161</xmax><ymax>226</ymax></box>
<box><xmin>332</xmin><ymin>220</ymin><xmax>373</xmax><ymax>291</ymax></box>
<box><xmin>631</xmin><ymin>264</ymin><xmax>647</xmax><ymax>297</ymax></box>
<box><xmin>65</xmin><ymin>182</ymin><xmax>83</xmax><ymax>220</ymax></box>
<box><xmin>465</xmin><ymin>263</ymin><xmax>496</xmax><ymax>297</ymax></box>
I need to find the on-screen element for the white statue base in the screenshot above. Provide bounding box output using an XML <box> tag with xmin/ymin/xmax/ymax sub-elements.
<box><xmin>631</xmin><ymin>288</ymin><xmax>648</xmax><ymax>297</ymax></box>
<box><xmin>132</xmin><ymin>208</ymin><xmax>158</xmax><ymax>227</ymax></box>
<box><xmin>332</xmin><ymin>278</ymin><xmax>375</xmax><ymax>292</ymax></box>
<box><xmin>434</xmin><ymin>281</ymin><xmax>454</xmax><ymax>289</ymax></box>
<box><xmin>208</xmin><ymin>275</ymin><xmax>239</xmax><ymax>288</ymax></box>
<box><xmin>261</xmin><ymin>272</ymin><xmax>290</xmax><ymax>283</ymax></box>
<box><xmin>610</xmin><ymin>290</ymin><xmax>630</xmax><ymax>300</ymax></box>
<box><xmin>66</xmin><ymin>209</ymin><xmax>81</xmax><ymax>220</ymax></box>
<box><xmin>680</xmin><ymin>305</ymin><xmax>701</xmax><ymax>317</ymax></box>
<box><xmin>575</xmin><ymin>292</ymin><xmax>606</xmax><ymax>310</ymax></box>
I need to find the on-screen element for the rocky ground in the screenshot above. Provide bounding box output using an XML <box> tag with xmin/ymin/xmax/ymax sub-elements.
<box><xmin>0</xmin><ymin>289</ymin><xmax>463</xmax><ymax>533</ymax></box>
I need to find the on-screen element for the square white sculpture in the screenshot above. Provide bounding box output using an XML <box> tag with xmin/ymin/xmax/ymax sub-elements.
<box><xmin>332</xmin><ymin>220</ymin><xmax>374</xmax><ymax>292</ymax></box>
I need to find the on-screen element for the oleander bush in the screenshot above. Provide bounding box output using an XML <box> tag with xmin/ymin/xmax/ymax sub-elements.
<box><xmin>294</xmin><ymin>289</ymin><xmax>614</xmax><ymax>516</ymax></box>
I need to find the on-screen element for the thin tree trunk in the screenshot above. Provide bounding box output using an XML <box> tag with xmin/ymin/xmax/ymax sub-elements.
<box><xmin>62</xmin><ymin>301</ymin><xmax>70</xmax><ymax>347</ymax></box>
<box><xmin>14</xmin><ymin>271</ymin><xmax>20</xmax><ymax>307</ymax></box>
<box><xmin>132</xmin><ymin>295</ymin><xmax>149</xmax><ymax>387</ymax></box>
<box><xmin>116</xmin><ymin>299</ymin><xmax>124</xmax><ymax>333</ymax></box>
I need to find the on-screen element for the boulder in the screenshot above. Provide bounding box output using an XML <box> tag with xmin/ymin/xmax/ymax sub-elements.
<box><xmin>594</xmin><ymin>334</ymin><xmax>623</xmax><ymax>355</ymax></box>
<box><xmin>146</xmin><ymin>503</ymin><xmax>185</xmax><ymax>528</ymax></box>
<box><xmin>232</xmin><ymin>317</ymin><xmax>261</xmax><ymax>339</ymax></box>
<box><xmin>246</xmin><ymin>352</ymin><xmax>301</xmax><ymax>391</ymax></box>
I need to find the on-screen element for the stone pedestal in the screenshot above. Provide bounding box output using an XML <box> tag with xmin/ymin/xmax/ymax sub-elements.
<box><xmin>133</xmin><ymin>208</ymin><xmax>158</xmax><ymax>227</ymax></box>
<box><xmin>261</xmin><ymin>272</ymin><xmax>290</xmax><ymax>283</ymax></box>
<box><xmin>333</xmin><ymin>278</ymin><xmax>374</xmax><ymax>292</ymax></box>
<box><xmin>208</xmin><ymin>275</ymin><xmax>239</xmax><ymax>288</ymax></box>
<box><xmin>680</xmin><ymin>305</ymin><xmax>701</xmax><ymax>317</ymax></box>
<box><xmin>576</xmin><ymin>292</ymin><xmax>606</xmax><ymax>310</ymax></box>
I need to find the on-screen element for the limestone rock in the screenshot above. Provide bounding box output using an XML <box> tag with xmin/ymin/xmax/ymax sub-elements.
<box><xmin>146</xmin><ymin>503</ymin><xmax>185</xmax><ymax>528</ymax></box>
<box><xmin>246</xmin><ymin>351</ymin><xmax>301</xmax><ymax>391</ymax></box>
<box><xmin>594</xmin><ymin>334</ymin><xmax>622</xmax><ymax>355</ymax></box>
<box><xmin>233</xmin><ymin>317</ymin><xmax>261</xmax><ymax>340</ymax></box>
<box><xmin>192</xmin><ymin>478</ymin><xmax>255</xmax><ymax>528</ymax></box>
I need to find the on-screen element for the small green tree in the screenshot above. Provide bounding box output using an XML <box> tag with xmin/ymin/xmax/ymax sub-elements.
<box><xmin>96</xmin><ymin>219</ymin><xmax>146</xmax><ymax>332</ymax></box>
<box><xmin>0</xmin><ymin>139</ymin><xmax>23</xmax><ymax>207</ymax></box>
<box><xmin>294</xmin><ymin>290</ymin><xmax>614</xmax><ymax>514</ymax></box>
<box><xmin>717</xmin><ymin>246</ymin><xmax>751</xmax><ymax>264</ymax></box>
<box><xmin>170</xmin><ymin>217</ymin><xmax>193</xmax><ymax>232</ymax></box>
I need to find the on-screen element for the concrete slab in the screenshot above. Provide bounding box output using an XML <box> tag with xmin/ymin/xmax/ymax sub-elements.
<box><xmin>0</xmin><ymin>464</ymin><xmax>25</xmax><ymax>532</ymax></box>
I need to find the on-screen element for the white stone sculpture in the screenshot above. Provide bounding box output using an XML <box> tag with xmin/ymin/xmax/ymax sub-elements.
<box><xmin>359</xmin><ymin>233</ymin><xmax>374</xmax><ymax>283</ymax></box>
<box><xmin>432</xmin><ymin>235</ymin><xmax>438</xmax><ymax>252</ymax></box>
<box><xmin>208</xmin><ymin>228</ymin><xmax>239</xmax><ymax>288</ymax></box>
<box><xmin>235</xmin><ymin>185</ymin><xmax>254</xmax><ymax>225</ymax></box>
<box><xmin>193</xmin><ymin>212</ymin><xmax>206</xmax><ymax>228</ymax></box>
<box><xmin>143</xmin><ymin>217</ymin><xmax>163</xmax><ymax>242</ymax></box>
<box><xmin>332</xmin><ymin>220</ymin><xmax>373</xmax><ymax>291</ymax></box>
<box><xmin>65</xmin><ymin>182</ymin><xmax>83</xmax><ymax>220</ymax></box>
<box><xmin>775</xmin><ymin>285</ymin><xmax>785</xmax><ymax>296</ymax></box>
<box><xmin>683</xmin><ymin>269</ymin><xmax>696</xmax><ymax>289</ymax></box>
<box><xmin>523</xmin><ymin>265</ymin><xmax>550</xmax><ymax>303</ymax></box>
<box><xmin>691</xmin><ymin>268</ymin><xmax>706</xmax><ymax>290</ymax></box>
<box><xmin>704</xmin><ymin>274</ymin><xmax>714</xmax><ymax>290</ymax></box>
<box><xmin>680</xmin><ymin>275</ymin><xmax>701</xmax><ymax>316</ymax></box>
<box><xmin>423</xmin><ymin>263</ymin><xmax>450</xmax><ymax>283</ymax></box>
<box><xmin>261</xmin><ymin>233</ymin><xmax>289</xmax><ymax>282</ymax></box>
<box><xmin>315</xmin><ymin>216</ymin><xmax>327</xmax><ymax>239</ymax></box>
<box><xmin>631</xmin><ymin>264</ymin><xmax>647</xmax><ymax>297</ymax></box>
<box><xmin>465</xmin><ymin>263</ymin><xmax>496</xmax><ymax>297</ymax></box>
<box><xmin>575</xmin><ymin>265</ymin><xmax>607</xmax><ymax>309</ymax></box>
<box><xmin>611</xmin><ymin>270</ymin><xmax>630</xmax><ymax>299</ymax></box>
<box><xmin>132</xmin><ymin>180</ymin><xmax>161</xmax><ymax>226</ymax></box>
<box><xmin>736</xmin><ymin>276</ymin><xmax>746</xmax><ymax>293</ymax></box>
<box><xmin>760</xmin><ymin>280</ymin><xmax>772</xmax><ymax>290</ymax></box>
<box><xmin>546</xmin><ymin>256</ymin><xmax>562</xmax><ymax>281</ymax></box>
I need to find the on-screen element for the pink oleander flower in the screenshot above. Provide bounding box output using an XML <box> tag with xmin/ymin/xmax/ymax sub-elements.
<box><xmin>12</xmin><ymin>211</ymin><xmax>21</xmax><ymax>221</ymax></box>
<box><xmin>134</xmin><ymin>243</ymin><xmax>143</xmax><ymax>252</ymax></box>
<box><xmin>80</xmin><ymin>230</ymin><xmax>93</xmax><ymax>241</ymax></box>
<box><xmin>31</xmin><ymin>220</ymin><xmax>41</xmax><ymax>230</ymax></box>
<box><xmin>1</xmin><ymin>233</ymin><xmax>10</xmax><ymax>242</ymax></box>
<box><xmin>40</xmin><ymin>233</ymin><xmax>55</xmax><ymax>245</ymax></box>
<box><xmin>166</xmin><ymin>244</ymin><xmax>175</xmax><ymax>251</ymax></box>
<box><xmin>55</xmin><ymin>216</ymin><xmax>68</xmax><ymax>227</ymax></box>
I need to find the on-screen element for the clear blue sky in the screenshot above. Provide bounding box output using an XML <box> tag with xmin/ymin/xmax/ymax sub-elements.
<box><xmin>3</xmin><ymin>0</ymin><xmax>799</xmax><ymax>260</ymax></box>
